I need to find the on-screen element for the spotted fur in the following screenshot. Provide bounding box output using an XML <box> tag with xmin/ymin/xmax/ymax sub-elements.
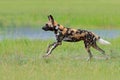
<box><xmin>42</xmin><ymin>15</ymin><xmax>110</xmax><ymax>60</ymax></box>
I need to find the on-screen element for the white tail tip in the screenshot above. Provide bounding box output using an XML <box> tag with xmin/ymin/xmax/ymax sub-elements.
<box><xmin>98</xmin><ymin>38</ymin><xmax>111</xmax><ymax>45</ymax></box>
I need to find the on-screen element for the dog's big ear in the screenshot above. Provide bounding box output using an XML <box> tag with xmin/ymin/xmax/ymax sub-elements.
<box><xmin>48</xmin><ymin>15</ymin><xmax>54</xmax><ymax>24</ymax></box>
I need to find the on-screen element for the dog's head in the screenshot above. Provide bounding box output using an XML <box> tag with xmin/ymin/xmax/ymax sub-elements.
<box><xmin>42</xmin><ymin>15</ymin><xmax>58</xmax><ymax>31</ymax></box>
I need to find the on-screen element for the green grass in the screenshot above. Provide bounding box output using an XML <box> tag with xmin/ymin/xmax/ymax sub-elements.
<box><xmin>0</xmin><ymin>0</ymin><xmax>120</xmax><ymax>29</ymax></box>
<box><xmin>0</xmin><ymin>38</ymin><xmax>120</xmax><ymax>80</ymax></box>
<box><xmin>0</xmin><ymin>0</ymin><xmax>120</xmax><ymax>80</ymax></box>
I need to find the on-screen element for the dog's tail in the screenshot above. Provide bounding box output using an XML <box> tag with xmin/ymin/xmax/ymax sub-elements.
<box><xmin>91</xmin><ymin>32</ymin><xmax>111</xmax><ymax>45</ymax></box>
<box><xmin>98</xmin><ymin>38</ymin><xmax>111</xmax><ymax>45</ymax></box>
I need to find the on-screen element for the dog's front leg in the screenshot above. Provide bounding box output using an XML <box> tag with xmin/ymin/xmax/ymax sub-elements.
<box><xmin>43</xmin><ymin>42</ymin><xmax>62</xmax><ymax>57</ymax></box>
<box><xmin>46</xmin><ymin>42</ymin><xmax>55</xmax><ymax>53</ymax></box>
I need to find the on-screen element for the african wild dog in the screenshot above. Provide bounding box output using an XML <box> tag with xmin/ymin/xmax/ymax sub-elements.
<box><xmin>42</xmin><ymin>15</ymin><xmax>110</xmax><ymax>60</ymax></box>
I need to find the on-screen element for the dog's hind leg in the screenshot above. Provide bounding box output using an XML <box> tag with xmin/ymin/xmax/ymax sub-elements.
<box><xmin>43</xmin><ymin>42</ymin><xmax>61</xmax><ymax>57</ymax></box>
<box><xmin>84</xmin><ymin>42</ymin><xmax>93</xmax><ymax>61</ymax></box>
<box><xmin>92</xmin><ymin>42</ymin><xmax>105</xmax><ymax>55</ymax></box>
<box><xmin>85</xmin><ymin>47</ymin><xmax>93</xmax><ymax>61</ymax></box>
<box><xmin>92</xmin><ymin>42</ymin><xmax>109</xmax><ymax>59</ymax></box>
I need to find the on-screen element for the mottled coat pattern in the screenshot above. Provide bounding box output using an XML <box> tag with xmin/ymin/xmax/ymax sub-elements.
<box><xmin>42</xmin><ymin>15</ymin><xmax>110</xmax><ymax>60</ymax></box>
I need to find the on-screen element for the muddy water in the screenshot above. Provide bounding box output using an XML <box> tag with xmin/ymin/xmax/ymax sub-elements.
<box><xmin>0</xmin><ymin>27</ymin><xmax>120</xmax><ymax>40</ymax></box>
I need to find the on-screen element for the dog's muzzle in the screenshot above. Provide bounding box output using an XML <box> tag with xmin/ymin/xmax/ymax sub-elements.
<box><xmin>42</xmin><ymin>26</ymin><xmax>48</xmax><ymax>31</ymax></box>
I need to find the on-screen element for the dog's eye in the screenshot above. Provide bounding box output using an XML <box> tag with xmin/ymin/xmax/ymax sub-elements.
<box><xmin>46</xmin><ymin>24</ymin><xmax>48</xmax><ymax>26</ymax></box>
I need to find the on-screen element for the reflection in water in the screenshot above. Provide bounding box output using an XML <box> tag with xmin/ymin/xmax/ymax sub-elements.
<box><xmin>0</xmin><ymin>27</ymin><xmax>120</xmax><ymax>40</ymax></box>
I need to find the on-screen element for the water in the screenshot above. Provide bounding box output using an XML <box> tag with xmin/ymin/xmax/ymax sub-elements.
<box><xmin>0</xmin><ymin>27</ymin><xmax>120</xmax><ymax>40</ymax></box>
<box><xmin>0</xmin><ymin>27</ymin><xmax>54</xmax><ymax>40</ymax></box>
<box><xmin>92</xmin><ymin>30</ymin><xmax>120</xmax><ymax>39</ymax></box>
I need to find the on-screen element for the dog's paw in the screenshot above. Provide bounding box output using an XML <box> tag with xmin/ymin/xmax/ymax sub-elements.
<box><xmin>104</xmin><ymin>55</ymin><xmax>110</xmax><ymax>60</ymax></box>
<box><xmin>86</xmin><ymin>57</ymin><xmax>93</xmax><ymax>62</ymax></box>
<box><xmin>43</xmin><ymin>54</ymin><xmax>49</xmax><ymax>58</ymax></box>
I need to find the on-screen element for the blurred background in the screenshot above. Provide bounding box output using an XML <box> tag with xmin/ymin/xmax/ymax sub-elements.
<box><xmin>0</xmin><ymin>0</ymin><xmax>120</xmax><ymax>28</ymax></box>
<box><xmin>0</xmin><ymin>0</ymin><xmax>120</xmax><ymax>40</ymax></box>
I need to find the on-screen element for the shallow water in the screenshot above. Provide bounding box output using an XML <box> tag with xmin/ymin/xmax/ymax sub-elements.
<box><xmin>0</xmin><ymin>27</ymin><xmax>120</xmax><ymax>40</ymax></box>
<box><xmin>0</xmin><ymin>27</ymin><xmax>54</xmax><ymax>40</ymax></box>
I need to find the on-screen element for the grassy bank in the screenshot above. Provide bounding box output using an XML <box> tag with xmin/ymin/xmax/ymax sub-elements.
<box><xmin>0</xmin><ymin>38</ymin><xmax>120</xmax><ymax>80</ymax></box>
<box><xmin>0</xmin><ymin>0</ymin><xmax>120</xmax><ymax>29</ymax></box>
<box><xmin>0</xmin><ymin>0</ymin><xmax>120</xmax><ymax>80</ymax></box>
